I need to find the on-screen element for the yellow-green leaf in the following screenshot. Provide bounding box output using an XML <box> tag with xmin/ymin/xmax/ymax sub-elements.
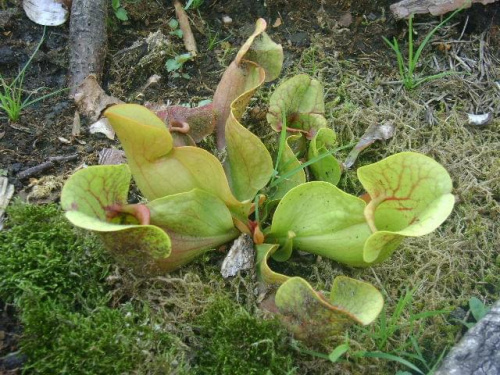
<box><xmin>225</xmin><ymin>113</ymin><xmax>273</xmax><ymax>201</ymax></box>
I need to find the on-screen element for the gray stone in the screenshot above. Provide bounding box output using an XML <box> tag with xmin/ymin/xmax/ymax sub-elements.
<box><xmin>435</xmin><ymin>300</ymin><xmax>500</xmax><ymax>375</ymax></box>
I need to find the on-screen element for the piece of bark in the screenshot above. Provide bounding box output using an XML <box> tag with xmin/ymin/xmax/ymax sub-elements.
<box><xmin>435</xmin><ymin>300</ymin><xmax>500</xmax><ymax>375</ymax></box>
<box><xmin>98</xmin><ymin>148</ymin><xmax>126</xmax><ymax>165</ymax></box>
<box><xmin>390</xmin><ymin>0</ymin><xmax>499</xmax><ymax>19</ymax></box>
<box><xmin>221</xmin><ymin>234</ymin><xmax>255</xmax><ymax>278</ymax></box>
<box><xmin>68</xmin><ymin>0</ymin><xmax>107</xmax><ymax>97</ymax></box>
<box><xmin>0</xmin><ymin>177</ymin><xmax>15</xmax><ymax>231</ymax></box>
<box><xmin>173</xmin><ymin>0</ymin><xmax>198</xmax><ymax>56</ymax></box>
<box><xmin>71</xmin><ymin>110</ymin><xmax>81</xmax><ymax>136</ymax></box>
<box><xmin>73</xmin><ymin>75</ymin><xmax>122</xmax><ymax>122</ymax></box>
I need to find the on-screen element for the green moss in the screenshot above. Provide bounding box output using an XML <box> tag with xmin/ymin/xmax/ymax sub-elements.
<box><xmin>0</xmin><ymin>203</ymin><xmax>189</xmax><ymax>374</ymax></box>
<box><xmin>0</xmin><ymin>202</ymin><xmax>109</xmax><ymax>307</ymax></box>
<box><xmin>193</xmin><ymin>297</ymin><xmax>296</xmax><ymax>375</ymax></box>
<box><xmin>19</xmin><ymin>297</ymin><xmax>184</xmax><ymax>375</ymax></box>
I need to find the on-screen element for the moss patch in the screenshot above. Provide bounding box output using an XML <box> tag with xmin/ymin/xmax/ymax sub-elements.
<box><xmin>0</xmin><ymin>202</ymin><xmax>110</xmax><ymax>306</ymax></box>
<box><xmin>192</xmin><ymin>297</ymin><xmax>296</xmax><ymax>375</ymax></box>
<box><xmin>19</xmin><ymin>298</ymin><xmax>183</xmax><ymax>375</ymax></box>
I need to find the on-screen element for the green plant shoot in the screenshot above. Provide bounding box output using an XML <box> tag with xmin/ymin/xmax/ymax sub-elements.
<box><xmin>0</xmin><ymin>27</ymin><xmax>66</xmax><ymax>122</ymax></box>
<box><xmin>383</xmin><ymin>5</ymin><xmax>465</xmax><ymax>89</ymax></box>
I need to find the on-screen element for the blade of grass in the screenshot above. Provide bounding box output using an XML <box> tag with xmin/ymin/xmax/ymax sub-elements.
<box><xmin>408</xmin><ymin>15</ymin><xmax>414</xmax><ymax>76</ymax></box>
<box><xmin>413</xmin><ymin>4</ymin><xmax>467</xmax><ymax>66</ymax></box>
<box><xmin>12</xmin><ymin>27</ymin><xmax>47</xmax><ymax>87</ymax></box>
<box><xmin>357</xmin><ymin>351</ymin><xmax>424</xmax><ymax>374</ymax></box>
<box><xmin>268</xmin><ymin>142</ymin><xmax>355</xmax><ymax>188</ymax></box>
<box><xmin>328</xmin><ymin>343</ymin><xmax>350</xmax><ymax>363</ymax></box>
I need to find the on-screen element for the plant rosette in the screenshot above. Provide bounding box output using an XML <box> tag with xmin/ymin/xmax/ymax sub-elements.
<box><xmin>59</xmin><ymin>19</ymin><xmax>455</xmax><ymax>341</ymax></box>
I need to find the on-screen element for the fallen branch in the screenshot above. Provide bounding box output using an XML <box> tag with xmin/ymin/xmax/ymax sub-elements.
<box><xmin>17</xmin><ymin>154</ymin><xmax>79</xmax><ymax>180</ymax></box>
<box><xmin>390</xmin><ymin>0</ymin><xmax>499</xmax><ymax>19</ymax></box>
<box><xmin>68</xmin><ymin>0</ymin><xmax>107</xmax><ymax>96</ymax></box>
<box><xmin>174</xmin><ymin>0</ymin><xmax>198</xmax><ymax>56</ymax></box>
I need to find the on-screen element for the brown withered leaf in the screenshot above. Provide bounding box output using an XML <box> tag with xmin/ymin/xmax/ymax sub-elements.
<box><xmin>344</xmin><ymin>122</ymin><xmax>395</xmax><ymax>169</ymax></box>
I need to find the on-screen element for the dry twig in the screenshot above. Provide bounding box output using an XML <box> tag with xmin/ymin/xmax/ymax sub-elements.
<box><xmin>174</xmin><ymin>0</ymin><xmax>198</xmax><ymax>56</ymax></box>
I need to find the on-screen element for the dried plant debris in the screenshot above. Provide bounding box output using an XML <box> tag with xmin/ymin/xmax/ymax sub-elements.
<box><xmin>344</xmin><ymin>122</ymin><xmax>396</xmax><ymax>169</ymax></box>
<box><xmin>74</xmin><ymin>75</ymin><xmax>123</xmax><ymax>122</ymax></box>
<box><xmin>26</xmin><ymin>175</ymin><xmax>64</xmax><ymax>203</ymax></box>
<box><xmin>109</xmin><ymin>31</ymin><xmax>172</xmax><ymax>96</ymax></box>
<box><xmin>173</xmin><ymin>0</ymin><xmax>198</xmax><ymax>56</ymax></box>
<box><xmin>390</xmin><ymin>0</ymin><xmax>499</xmax><ymax>19</ymax></box>
<box><xmin>98</xmin><ymin>148</ymin><xmax>126</xmax><ymax>165</ymax></box>
<box><xmin>467</xmin><ymin>113</ymin><xmax>493</xmax><ymax>126</ymax></box>
<box><xmin>0</xmin><ymin>177</ymin><xmax>14</xmax><ymax>230</ymax></box>
<box><xmin>23</xmin><ymin>0</ymin><xmax>70</xmax><ymax>26</ymax></box>
<box><xmin>221</xmin><ymin>234</ymin><xmax>255</xmax><ymax>278</ymax></box>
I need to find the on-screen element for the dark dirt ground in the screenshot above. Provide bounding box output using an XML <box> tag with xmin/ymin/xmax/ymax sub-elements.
<box><xmin>0</xmin><ymin>0</ymin><xmax>499</xmax><ymax>373</ymax></box>
<box><xmin>1</xmin><ymin>0</ymin><xmax>498</xmax><ymax>193</ymax></box>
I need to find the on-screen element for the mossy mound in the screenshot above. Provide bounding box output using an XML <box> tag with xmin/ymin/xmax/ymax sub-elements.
<box><xmin>0</xmin><ymin>203</ymin><xmax>297</xmax><ymax>374</ymax></box>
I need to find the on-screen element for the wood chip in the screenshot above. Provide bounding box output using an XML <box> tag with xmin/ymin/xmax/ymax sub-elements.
<box><xmin>221</xmin><ymin>234</ymin><xmax>255</xmax><ymax>278</ymax></box>
<box><xmin>0</xmin><ymin>177</ymin><xmax>14</xmax><ymax>231</ymax></box>
<box><xmin>98</xmin><ymin>148</ymin><xmax>126</xmax><ymax>165</ymax></box>
<box><xmin>72</xmin><ymin>110</ymin><xmax>81</xmax><ymax>136</ymax></box>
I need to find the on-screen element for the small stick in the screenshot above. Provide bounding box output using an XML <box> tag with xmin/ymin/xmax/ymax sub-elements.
<box><xmin>17</xmin><ymin>154</ymin><xmax>79</xmax><ymax>180</ymax></box>
<box><xmin>173</xmin><ymin>0</ymin><xmax>198</xmax><ymax>56</ymax></box>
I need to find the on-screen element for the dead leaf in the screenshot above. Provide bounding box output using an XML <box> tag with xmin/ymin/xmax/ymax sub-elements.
<box><xmin>344</xmin><ymin>122</ymin><xmax>396</xmax><ymax>169</ymax></box>
<box><xmin>390</xmin><ymin>0</ymin><xmax>498</xmax><ymax>19</ymax></box>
